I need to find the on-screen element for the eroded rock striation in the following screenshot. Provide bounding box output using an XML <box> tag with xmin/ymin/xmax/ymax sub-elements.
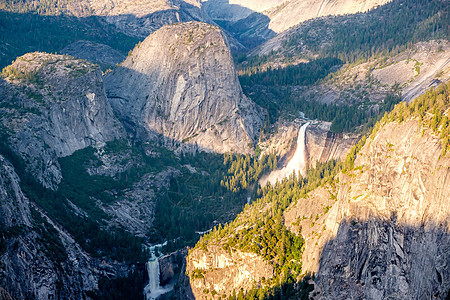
<box><xmin>105</xmin><ymin>21</ymin><xmax>264</xmax><ymax>154</ymax></box>
<box><xmin>0</xmin><ymin>52</ymin><xmax>125</xmax><ymax>188</ymax></box>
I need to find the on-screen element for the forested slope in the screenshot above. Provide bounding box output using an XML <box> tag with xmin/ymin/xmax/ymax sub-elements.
<box><xmin>185</xmin><ymin>81</ymin><xmax>450</xmax><ymax>299</ymax></box>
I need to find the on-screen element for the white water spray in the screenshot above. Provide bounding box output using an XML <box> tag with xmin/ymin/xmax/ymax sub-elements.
<box><xmin>260</xmin><ymin>122</ymin><xmax>310</xmax><ymax>186</ymax></box>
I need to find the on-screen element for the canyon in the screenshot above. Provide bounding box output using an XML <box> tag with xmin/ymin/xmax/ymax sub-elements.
<box><xmin>0</xmin><ymin>0</ymin><xmax>448</xmax><ymax>299</ymax></box>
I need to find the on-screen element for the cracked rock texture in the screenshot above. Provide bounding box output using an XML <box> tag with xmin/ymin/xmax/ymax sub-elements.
<box><xmin>284</xmin><ymin>119</ymin><xmax>450</xmax><ymax>299</ymax></box>
<box><xmin>261</xmin><ymin>119</ymin><xmax>358</xmax><ymax>168</ymax></box>
<box><xmin>0</xmin><ymin>52</ymin><xmax>125</xmax><ymax>188</ymax></box>
<box><xmin>105</xmin><ymin>21</ymin><xmax>264</xmax><ymax>154</ymax></box>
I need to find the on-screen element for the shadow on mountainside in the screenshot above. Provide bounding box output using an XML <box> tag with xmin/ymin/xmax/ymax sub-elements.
<box><xmin>231</xmin><ymin>216</ymin><xmax>450</xmax><ymax>299</ymax></box>
<box><xmin>203</xmin><ymin>0</ymin><xmax>276</xmax><ymax>49</ymax></box>
<box><xmin>312</xmin><ymin>217</ymin><xmax>450</xmax><ymax>299</ymax></box>
<box><xmin>0</xmin><ymin>0</ymin><xmax>272</xmax><ymax>68</ymax></box>
<box><xmin>0</xmin><ymin>1</ymin><xmax>206</xmax><ymax>69</ymax></box>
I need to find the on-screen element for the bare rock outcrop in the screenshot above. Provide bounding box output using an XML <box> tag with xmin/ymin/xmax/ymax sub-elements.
<box><xmin>105</xmin><ymin>21</ymin><xmax>264</xmax><ymax>154</ymax></box>
<box><xmin>186</xmin><ymin>244</ymin><xmax>273</xmax><ymax>298</ymax></box>
<box><xmin>86</xmin><ymin>0</ymin><xmax>206</xmax><ymax>38</ymax></box>
<box><xmin>0</xmin><ymin>52</ymin><xmax>125</xmax><ymax>188</ymax></box>
<box><xmin>284</xmin><ymin>119</ymin><xmax>450</xmax><ymax>299</ymax></box>
<box><xmin>261</xmin><ymin>119</ymin><xmax>358</xmax><ymax>169</ymax></box>
<box><xmin>306</xmin><ymin>121</ymin><xmax>359</xmax><ymax>166</ymax></box>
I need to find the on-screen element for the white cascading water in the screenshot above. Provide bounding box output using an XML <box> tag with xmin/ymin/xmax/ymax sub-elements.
<box><xmin>143</xmin><ymin>242</ymin><xmax>172</xmax><ymax>300</ymax></box>
<box><xmin>260</xmin><ymin>122</ymin><xmax>310</xmax><ymax>186</ymax></box>
<box><xmin>144</xmin><ymin>255</ymin><xmax>160</xmax><ymax>300</ymax></box>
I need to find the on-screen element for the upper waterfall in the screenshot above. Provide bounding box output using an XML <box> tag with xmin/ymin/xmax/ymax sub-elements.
<box><xmin>260</xmin><ymin>122</ymin><xmax>310</xmax><ymax>186</ymax></box>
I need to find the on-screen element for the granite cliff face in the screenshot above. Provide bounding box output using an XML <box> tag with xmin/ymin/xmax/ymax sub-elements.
<box><xmin>0</xmin><ymin>52</ymin><xmax>124</xmax><ymax>188</ymax></box>
<box><xmin>0</xmin><ymin>0</ymin><xmax>206</xmax><ymax>39</ymax></box>
<box><xmin>87</xmin><ymin>0</ymin><xmax>207</xmax><ymax>38</ymax></box>
<box><xmin>105</xmin><ymin>22</ymin><xmax>264</xmax><ymax>154</ymax></box>
<box><xmin>184</xmin><ymin>106</ymin><xmax>449</xmax><ymax>299</ymax></box>
<box><xmin>284</xmin><ymin>119</ymin><xmax>450</xmax><ymax>299</ymax></box>
<box><xmin>0</xmin><ymin>155</ymin><xmax>96</xmax><ymax>299</ymax></box>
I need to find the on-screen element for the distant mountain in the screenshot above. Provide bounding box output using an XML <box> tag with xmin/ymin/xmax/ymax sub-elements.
<box><xmin>0</xmin><ymin>0</ymin><xmax>207</xmax><ymax>68</ymax></box>
<box><xmin>202</xmin><ymin>0</ymin><xmax>391</xmax><ymax>47</ymax></box>
<box><xmin>0</xmin><ymin>0</ymin><xmax>206</xmax><ymax>37</ymax></box>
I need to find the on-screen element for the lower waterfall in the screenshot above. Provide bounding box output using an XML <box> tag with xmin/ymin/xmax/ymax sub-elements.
<box><xmin>260</xmin><ymin>122</ymin><xmax>310</xmax><ymax>186</ymax></box>
<box><xmin>143</xmin><ymin>243</ymin><xmax>172</xmax><ymax>300</ymax></box>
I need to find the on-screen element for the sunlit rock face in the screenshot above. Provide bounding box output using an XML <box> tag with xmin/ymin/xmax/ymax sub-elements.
<box><xmin>185</xmin><ymin>244</ymin><xmax>274</xmax><ymax>299</ymax></box>
<box><xmin>259</xmin><ymin>119</ymin><xmax>359</xmax><ymax>185</ymax></box>
<box><xmin>104</xmin><ymin>21</ymin><xmax>264</xmax><ymax>154</ymax></box>
<box><xmin>284</xmin><ymin>119</ymin><xmax>450</xmax><ymax>299</ymax></box>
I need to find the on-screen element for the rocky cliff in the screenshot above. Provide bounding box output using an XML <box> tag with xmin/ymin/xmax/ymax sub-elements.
<box><xmin>185</xmin><ymin>84</ymin><xmax>450</xmax><ymax>299</ymax></box>
<box><xmin>0</xmin><ymin>155</ymin><xmax>96</xmax><ymax>299</ymax></box>
<box><xmin>105</xmin><ymin>21</ymin><xmax>264</xmax><ymax>154</ymax></box>
<box><xmin>284</xmin><ymin>118</ymin><xmax>450</xmax><ymax>299</ymax></box>
<box><xmin>88</xmin><ymin>0</ymin><xmax>207</xmax><ymax>38</ymax></box>
<box><xmin>185</xmin><ymin>244</ymin><xmax>273</xmax><ymax>298</ymax></box>
<box><xmin>0</xmin><ymin>0</ymin><xmax>206</xmax><ymax>39</ymax></box>
<box><xmin>0</xmin><ymin>52</ymin><xmax>125</xmax><ymax>188</ymax></box>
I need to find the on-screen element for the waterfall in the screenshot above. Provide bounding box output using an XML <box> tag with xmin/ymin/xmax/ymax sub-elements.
<box><xmin>143</xmin><ymin>242</ymin><xmax>173</xmax><ymax>300</ymax></box>
<box><xmin>283</xmin><ymin>122</ymin><xmax>310</xmax><ymax>177</ymax></box>
<box><xmin>144</xmin><ymin>255</ymin><xmax>161</xmax><ymax>299</ymax></box>
<box><xmin>260</xmin><ymin>122</ymin><xmax>310</xmax><ymax>186</ymax></box>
